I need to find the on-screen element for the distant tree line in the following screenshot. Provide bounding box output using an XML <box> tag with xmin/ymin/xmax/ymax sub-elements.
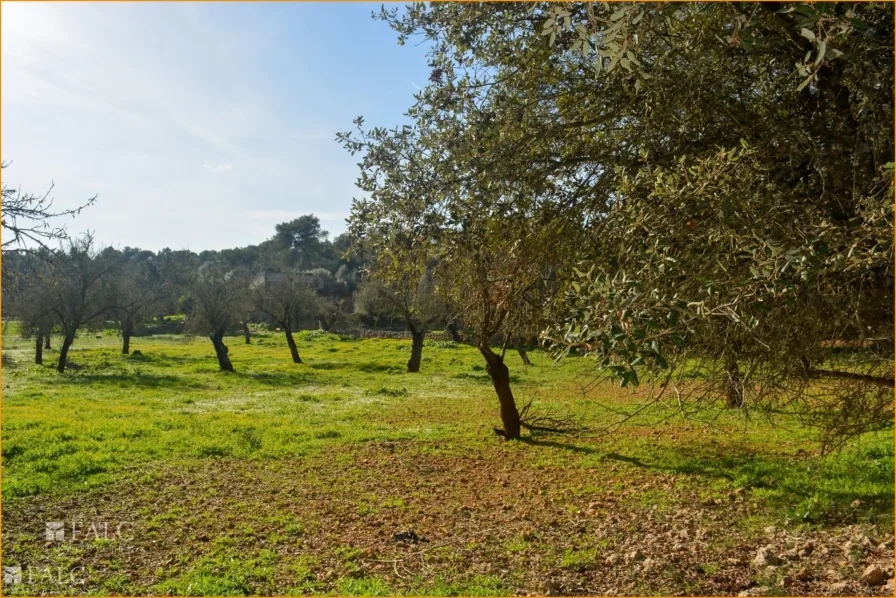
<box><xmin>2</xmin><ymin>211</ymin><xmax>485</xmax><ymax>375</ymax></box>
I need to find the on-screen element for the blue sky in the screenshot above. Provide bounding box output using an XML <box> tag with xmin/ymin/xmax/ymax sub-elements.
<box><xmin>1</xmin><ymin>2</ymin><xmax>431</xmax><ymax>252</ymax></box>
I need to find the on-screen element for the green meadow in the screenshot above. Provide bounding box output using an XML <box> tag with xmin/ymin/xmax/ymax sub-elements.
<box><xmin>1</xmin><ymin>329</ymin><xmax>892</xmax><ymax>596</ymax></box>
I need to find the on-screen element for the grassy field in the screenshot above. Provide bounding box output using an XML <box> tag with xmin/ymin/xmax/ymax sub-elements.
<box><xmin>1</xmin><ymin>328</ymin><xmax>893</xmax><ymax>596</ymax></box>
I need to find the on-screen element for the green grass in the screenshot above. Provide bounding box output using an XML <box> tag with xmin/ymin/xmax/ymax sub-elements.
<box><xmin>1</xmin><ymin>328</ymin><xmax>892</xmax><ymax>595</ymax></box>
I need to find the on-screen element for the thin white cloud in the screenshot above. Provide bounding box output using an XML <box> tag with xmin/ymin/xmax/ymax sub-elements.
<box><xmin>203</xmin><ymin>161</ymin><xmax>233</xmax><ymax>173</ymax></box>
<box><xmin>0</xmin><ymin>2</ymin><xmax>415</xmax><ymax>251</ymax></box>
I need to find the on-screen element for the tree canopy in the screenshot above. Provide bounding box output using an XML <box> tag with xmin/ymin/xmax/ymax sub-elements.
<box><xmin>342</xmin><ymin>1</ymin><xmax>894</xmax><ymax>443</ymax></box>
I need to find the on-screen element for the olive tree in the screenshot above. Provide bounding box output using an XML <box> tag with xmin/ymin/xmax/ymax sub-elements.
<box><xmin>357</xmin><ymin>1</ymin><xmax>892</xmax><ymax>445</ymax></box>
<box><xmin>45</xmin><ymin>234</ymin><xmax>117</xmax><ymax>373</ymax></box>
<box><xmin>251</xmin><ymin>270</ymin><xmax>318</xmax><ymax>364</ymax></box>
<box><xmin>187</xmin><ymin>264</ymin><xmax>252</xmax><ymax>372</ymax></box>
<box><xmin>110</xmin><ymin>258</ymin><xmax>175</xmax><ymax>354</ymax></box>
<box><xmin>354</xmin><ymin>261</ymin><xmax>447</xmax><ymax>373</ymax></box>
<box><xmin>341</xmin><ymin>117</ymin><xmax>578</xmax><ymax>438</ymax></box>
<box><xmin>15</xmin><ymin>266</ymin><xmax>56</xmax><ymax>364</ymax></box>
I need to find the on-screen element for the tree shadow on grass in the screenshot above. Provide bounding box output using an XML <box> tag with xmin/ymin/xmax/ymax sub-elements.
<box><xmin>518</xmin><ymin>437</ymin><xmax>601</xmax><ymax>455</ymax></box>
<box><xmin>47</xmin><ymin>372</ymin><xmax>207</xmax><ymax>390</ymax></box>
<box><xmin>516</xmin><ymin>435</ymin><xmax>893</xmax><ymax>526</ymax></box>
<box><xmin>233</xmin><ymin>370</ymin><xmax>332</xmax><ymax>387</ymax></box>
<box><xmin>600</xmin><ymin>446</ymin><xmax>895</xmax><ymax>526</ymax></box>
<box><xmin>126</xmin><ymin>353</ymin><xmax>197</xmax><ymax>367</ymax></box>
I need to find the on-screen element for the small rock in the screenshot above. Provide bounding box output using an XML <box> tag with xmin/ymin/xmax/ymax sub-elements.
<box><xmin>752</xmin><ymin>546</ymin><xmax>782</xmax><ymax>567</ymax></box>
<box><xmin>738</xmin><ymin>585</ymin><xmax>769</xmax><ymax>596</ymax></box>
<box><xmin>794</xmin><ymin>569</ymin><xmax>811</xmax><ymax>581</ymax></box>
<box><xmin>850</xmin><ymin>499</ymin><xmax>864</xmax><ymax>509</ymax></box>
<box><xmin>763</xmin><ymin>526</ymin><xmax>776</xmax><ymax>535</ymax></box>
<box><xmin>605</xmin><ymin>554</ymin><xmax>620</xmax><ymax>566</ymax></box>
<box><xmin>885</xmin><ymin>578</ymin><xmax>894</xmax><ymax>592</ymax></box>
<box><xmin>392</xmin><ymin>530</ymin><xmax>426</xmax><ymax>544</ymax></box>
<box><xmin>830</xmin><ymin>581</ymin><xmax>848</xmax><ymax>592</ymax></box>
<box><xmin>798</xmin><ymin>541</ymin><xmax>815</xmax><ymax>557</ymax></box>
<box><xmin>641</xmin><ymin>557</ymin><xmax>656</xmax><ymax>571</ymax></box>
<box><xmin>861</xmin><ymin>564</ymin><xmax>885</xmax><ymax>586</ymax></box>
<box><xmin>878</xmin><ymin>537</ymin><xmax>894</xmax><ymax>550</ymax></box>
<box><xmin>542</xmin><ymin>581</ymin><xmax>561</xmax><ymax>596</ymax></box>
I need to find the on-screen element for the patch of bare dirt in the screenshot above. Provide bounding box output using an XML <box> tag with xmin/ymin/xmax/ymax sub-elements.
<box><xmin>2</xmin><ymin>442</ymin><xmax>893</xmax><ymax>595</ymax></box>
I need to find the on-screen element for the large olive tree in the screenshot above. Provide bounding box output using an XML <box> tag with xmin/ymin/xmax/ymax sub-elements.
<box><xmin>349</xmin><ymin>2</ymin><xmax>893</xmax><ymax>444</ymax></box>
<box><xmin>341</xmin><ymin>117</ymin><xmax>578</xmax><ymax>438</ymax></box>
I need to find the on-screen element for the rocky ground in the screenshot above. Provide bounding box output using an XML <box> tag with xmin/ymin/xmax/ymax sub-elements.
<box><xmin>3</xmin><ymin>442</ymin><xmax>893</xmax><ymax>596</ymax></box>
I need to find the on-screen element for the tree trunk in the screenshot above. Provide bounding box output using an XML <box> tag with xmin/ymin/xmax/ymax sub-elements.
<box><xmin>516</xmin><ymin>341</ymin><xmax>532</xmax><ymax>366</ymax></box>
<box><xmin>447</xmin><ymin>323</ymin><xmax>462</xmax><ymax>343</ymax></box>
<box><xmin>35</xmin><ymin>334</ymin><xmax>43</xmax><ymax>365</ymax></box>
<box><xmin>725</xmin><ymin>353</ymin><xmax>744</xmax><ymax>408</ymax></box>
<box><xmin>121</xmin><ymin>329</ymin><xmax>132</xmax><ymax>354</ymax></box>
<box><xmin>479</xmin><ymin>345</ymin><xmax>521</xmax><ymax>439</ymax></box>
<box><xmin>284</xmin><ymin>325</ymin><xmax>302</xmax><ymax>364</ymax></box>
<box><xmin>319</xmin><ymin>316</ymin><xmax>333</xmax><ymax>332</ymax></box>
<box><xmin>210</xmin><ymin>330</ymin><xmax>234</xmax><ymax>372</ymax></box>
<box><xmin>243</xmin><ymin>322</ymin><xmax>251</xmax><ymax>344</ymax></box>
<box><xmin>57</xmin><ymin>334</ymin><xmax>74</xmax><ymax>373</ymax></box>
<box><xmin>407</xmin><ymin>327</ymin><xmax>425</xmax><ymax>373</ymax></box>
<box><xmin>44</xmin><ymin>334</ymin><xmax>51</xmax><ymax>350</ymax></box>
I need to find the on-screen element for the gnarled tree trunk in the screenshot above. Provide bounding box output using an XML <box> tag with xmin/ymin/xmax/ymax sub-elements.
<box><xmin>243</xmin><ymin>322</ymin><xmax>251</xmax><ymax>344</ymax></box>
<box><xmin>479</xmin><ymin>345</ymin><xmax>521</xmax><ymax>439</ymax></box>
<box><xmin>725</xmin><ymin>353</ymin><xmax>743</xmax><ymax>408</ymax></box>
<box><xmin>121</xmin><ymin>328</ymin><xmax>132</xmax><ymax>354</ymax></box>
<box><xmin>284</xmin><ymin>325</ymin><xmax>302</xmax><ymax>364</ymax></box>
<box><xmin>447</xmin><ymin>323</ymin><xmax>462</xmax><ymax>343</ymax></box>
<box><xmin>210</xmin><ymin>329</ymin><xmax>234</xmax><ymax>372</ymax></box>
<box><xmin>57</xmin><ymin>333</ymin><xmax>75</xmax><ymax>373</ymax></box>
<box><xmin>35</xmin><ymin>334</ymin><xmax>43</xmax><ymax>365</ymax></box>
<box><xmin>44</xmin><ymin>335</ymin><xmax>51</xmax><ymax>350</ymax></box>
<box><xmin>515</xmin><ymin>340</ymin><xmax>532</xmax><ymax>366</ymax></box>
<box><xmin>407</xmin><ymin>326</ymin><xmax>425</xmax><ymax>373</ymax></box>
